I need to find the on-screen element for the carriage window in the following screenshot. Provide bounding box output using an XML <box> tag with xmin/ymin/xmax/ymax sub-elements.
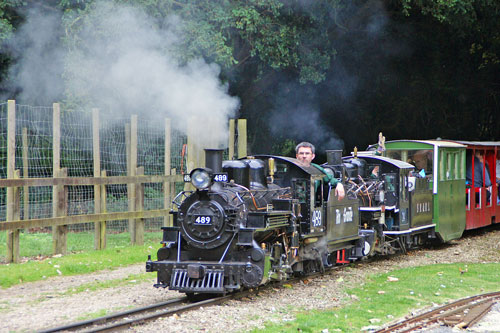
<box><xmin>440</xmin><ymin>151</ymin><xmax>445</xmax><ymax>181</ymax></box>
<box><xmin>408</xmin><ymin>149</ymin><xmax>433</xmax><ymax>176</ymax></box>
<box><xmin>461</xmin><ymin>150</ymin><xmax>466</xmax><ymax>179</ymax></box>
<box><xmin>447</xmin><ymin>153</ymin><xmax>453</xmax><ymax>179</ymax></box>
<box><xmin>386</xmin><ymin>151</ymin><xmax>402</xmax><ymax>160</ymax></box>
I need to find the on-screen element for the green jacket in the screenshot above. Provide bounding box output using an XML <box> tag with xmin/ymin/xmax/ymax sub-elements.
<box><xmin>311</xmin><ymin>163</ymin><xmax>339</xmax><ymax>187</ymax></box>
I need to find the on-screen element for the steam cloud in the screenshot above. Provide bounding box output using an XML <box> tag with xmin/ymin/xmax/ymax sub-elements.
<box><xmin>4</xmin><ymin>1</ymin><xmax>239</xmax><ymax>148</ymax></box>
<box><xmin>269</xmin><ymin>82</ymin><xmax>344</xmax><ymax>153</ymax></box>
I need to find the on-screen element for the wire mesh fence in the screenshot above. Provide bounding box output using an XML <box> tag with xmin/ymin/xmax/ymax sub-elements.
<box><xmin>0</xmin><ymin>102</ymin><xmax>188</xmax><ymax>260</ymax></box>
<box><xmin>0</xmin><ymin>101</ymin><xmax>244</xmax><ymax>262</ymax></box>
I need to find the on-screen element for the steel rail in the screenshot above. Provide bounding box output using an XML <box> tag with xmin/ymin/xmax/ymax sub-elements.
<box><xmin>37</xmin><ymin>266</ymin><xmax>339</xmax><ymax>333</ymax></box>
<box><xmin>81</xmin><ymin>295</ymin><xmax>233</xmax><ymax>333</ymax></box>
<box><xmin>37</xmin><ymin>296</ymin><xmax>189</xmax><ymax>333</ymax></box>
<box><xmin>376</xmin><ymin>291</ymin><xmax>500</xmax><ymax>332</ymax></box>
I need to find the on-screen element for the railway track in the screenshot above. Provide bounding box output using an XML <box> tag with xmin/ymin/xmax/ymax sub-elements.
<box><xmin>37</xmin><ymin>295</ymin><xmax>231</xmax><ymax>332</ymax></box>
<box><xmin>37</xmin><ymin>267</ymin><xmax>336</xmax><ymax>333</ymax></box>
<box><xmin>376</xmin><ymin>291</ymin><xmax>500</xmax><ymax>332</ymax></box>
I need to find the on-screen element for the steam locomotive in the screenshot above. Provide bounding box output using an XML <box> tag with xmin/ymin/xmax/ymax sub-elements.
<box><xmin>146</xmin><ymin>147</ymin><xmax>439</xmax><ymax>294</ymax></box>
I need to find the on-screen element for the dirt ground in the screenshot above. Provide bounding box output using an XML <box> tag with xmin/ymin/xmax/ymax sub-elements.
<box><xmin>0</xmin><ymin>226</ymin><xmax>499</xmax><ymax>332</ymax></box>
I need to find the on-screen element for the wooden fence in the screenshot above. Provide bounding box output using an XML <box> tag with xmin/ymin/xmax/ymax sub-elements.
<box><xmin>0</xmin><ymin>100</ymin><xmax>247</xmax><ymax>263</ymax></box>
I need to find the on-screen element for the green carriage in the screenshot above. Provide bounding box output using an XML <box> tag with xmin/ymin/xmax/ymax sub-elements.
<box><xmin>379</xmin><ymin>140</ymin><xmax>466</xmax><ymax>242</ymax></box>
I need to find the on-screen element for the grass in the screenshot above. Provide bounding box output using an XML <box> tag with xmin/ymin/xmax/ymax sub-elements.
<box><xmin>255</xmin><ymin>262</ymin><xmax>500</xmax><ymax>332</ymax></box>
<box><xmin>0</xmin><ymin>230</ymin><xmax>162</xmax><ymax>259</ymax></box>
<box><xmin>64</xmin><ymin>272</ymin><xmax>153</xmax><ymax>296</ymax></box>
<box><xmin>0</xmin><ymin>231</ymin><xmax>163</xmax><ymax>288</ymax></box>
<box><xmin>77</xmin><ymin>309</ymin><xmax>110</xmax><ymax>321</ymax></box>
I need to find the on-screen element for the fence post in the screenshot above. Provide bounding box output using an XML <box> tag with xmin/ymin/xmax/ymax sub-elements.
<box><xmin>52</xmin><ymin>168</ymin><xmax>68</xmax><ymax>255</ymax></box>
<box><xmin>93</xmin><ymin>108</ymin><xmax>106</xmax><ymax>250</ymax></box>
<box><xmin>164</xmin><ymin>118</ymin><xmax>171</xmax><ymax>227</ymax></box>
<box><xmin>128</xmin><ymin>115</ymin><xmax>138</xmax><ymax>244</ymax></box>
<box><xmin>100</xmin><ymin>170</ymin><xmax>107</xmax><ymax>249</ymax></box>
<box><xmin>134</xmin><ymin>166</ymin><xmax>144</xmax><ymax>245</ymax></box>
<box><xmin>6</xmin><ymin>170</ymin><xmax>21</xmax><ymax>263</ymax></box>
<box><xmin>52</xmin><ymin>103</ymin><xmax>67</xmax><ymax>255</ymax></box>
<box><xmin>228</xmin><ymin>119</ymin><xmax>235</xmax><ymax>160</ymax></box>
<box><xmin>6</xmin><ymin>100</ymin><xmax>18</xmax><ymax>263</ymax></box>
<box><xmin>237</xmin><ymin>119</ymin><xmax>247</xmax><ymax>158</ymax></box>
<box><xmin>22</xmin><ymin>127</ymin><xmax>29</xmax><ymax>220</ymax></box>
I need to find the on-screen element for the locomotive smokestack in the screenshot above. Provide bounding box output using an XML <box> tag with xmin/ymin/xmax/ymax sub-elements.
<box><xmin>326</xmin><ymin>150</ymin><xmax>342</xmax><ymax>165</ymax></box>
<box><xmin>205</xmin><ymin>149</ymin><xmax>223</xmax><ymax>173</ymax></box>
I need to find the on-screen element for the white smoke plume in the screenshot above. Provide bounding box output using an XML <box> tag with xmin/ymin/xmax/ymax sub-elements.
<box><xmin>67</xmin><ymin>1</ymin><xmax>239</xmax><ymax>148</ymax></box>
<box><xmin>6</xmin><ymin>1</ymin><xmax>239</xmax><ymax>148</ymax></box>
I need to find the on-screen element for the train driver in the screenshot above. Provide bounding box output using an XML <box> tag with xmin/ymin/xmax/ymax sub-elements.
<box><xmin>295</xmin><ymin>142</ymin><xmax>345</xmax><ymax>200</ymax></box>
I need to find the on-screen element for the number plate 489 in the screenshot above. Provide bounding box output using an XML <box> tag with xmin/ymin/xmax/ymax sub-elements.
<box><xmin>194</xmin><ymin>216</ymin><xmax>212</xmax><ymax>225</ymax></box>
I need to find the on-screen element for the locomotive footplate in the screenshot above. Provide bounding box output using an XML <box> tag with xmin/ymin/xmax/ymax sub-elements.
<box><xmin>147</xmin><ymin>260</ymin><xmax>264</xmax><ymax>293</ymax></box>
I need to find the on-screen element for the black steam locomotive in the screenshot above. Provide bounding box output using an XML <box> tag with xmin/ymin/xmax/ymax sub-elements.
<box><xmin>146</xmin><ymin>149</ymin><xmax>435</xmax><ymax>294</ymax></box>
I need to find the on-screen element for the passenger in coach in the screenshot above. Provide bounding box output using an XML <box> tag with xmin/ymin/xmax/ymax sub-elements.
<box><xmin>295</xmin><ymin>142</ymin><xmax>345</xmax><ymax>200</ymax></box>
<box><xmin>466</xmin><ymin>151</ymin><xmax>492</xmax><ymax>204</ymax></box>
<box><xmin>412</xmin><ymin>150</ymin><xmax>432</xmax><ymax>174</ymax></box>
<box><xmin>466</xmin><ymin>151</ymin><xmax>492</xmax><ymax>188</ymax></box>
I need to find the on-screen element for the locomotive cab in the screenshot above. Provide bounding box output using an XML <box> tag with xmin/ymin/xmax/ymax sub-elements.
<box><xmin>242</xmin><ymin>155</ymin><xmax>364</xmax><ymax>273</ymax></box>
<box><xmin>343</xmin><ymin>154</ymin><xmax>435</xmax><ymax>254</ymax></box>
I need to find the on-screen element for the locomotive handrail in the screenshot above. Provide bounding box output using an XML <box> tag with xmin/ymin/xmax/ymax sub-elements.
<box><xmin>172</xmin><ymin>190</ymin><xmax>194</xmax><ymax>208</ymax></box>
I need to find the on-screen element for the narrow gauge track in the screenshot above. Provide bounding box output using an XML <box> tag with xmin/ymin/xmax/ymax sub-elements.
<box><xmin>35</xmin><ymin>253</ymin><xmax>410</xmax><ymax>333</ymax></box>
<box><xmin>37</xmin><ymin>295</ymin><xmax>230</xmax><ymax>333</ymax></box>
<box><xmin>36</xmin><ymin>272</ymin><xmax>315</xmax><ymax>333</ymax></box>
<box><xmin>36</xmin><ymin>237</ymin><xmax>486</xmax><ymax>333</ymax></box>
<box><xmin>376</xmin><ymin>291</ymin><xmax>500</xmax><ymax>332</ymax></box>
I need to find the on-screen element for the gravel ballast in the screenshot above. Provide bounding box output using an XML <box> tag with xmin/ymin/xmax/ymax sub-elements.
<box><xmin>1</xmin><ymin>227</ymin><xmax>499</xmax><ymax>332</ymax></box>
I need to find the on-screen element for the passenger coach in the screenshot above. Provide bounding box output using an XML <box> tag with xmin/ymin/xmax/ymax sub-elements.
<box><xmin>372</xmin><ymin>140</ymin><xmax>467</xmax><ymax>242</ymax></box>
<box><xmin>444</xmin><ymin>141</ymin><xmax>500</xmax><ymax>230</ymax></box>
<box><xmin>373</xmin><ymin>139</ymin><xmax>500</xmax><ymax>239</ymax></box>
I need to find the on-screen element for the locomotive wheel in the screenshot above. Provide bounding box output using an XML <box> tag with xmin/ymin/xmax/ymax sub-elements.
<box><xmin>363</xmin><ymin>230</ymin><xmax>377</xmax><ymax>257</ymax></box>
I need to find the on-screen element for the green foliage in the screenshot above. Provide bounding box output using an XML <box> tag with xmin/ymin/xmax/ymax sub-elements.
<box><xmin>399</xmin><ymin>0</ymin><xmax>500</xmax><ymax>71</ymax></box>
<box><xmin>0</xmin><ymin>1</ymin><xmax>24</xmax><ymax>42</ymax></box>
<box><xmin>58</xmin><ymin>0</ymin><xmax>341</xmax><ymax>87</ymax></box>
<box><xmin>256</xmin><ymin>263</ymin><xmax>500</xmax><ymax>332</ymax></box>
<box><xmin>271</xmin><ymin>138</ymin><xmax>297</xmax><ymax>157</ymax></box>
